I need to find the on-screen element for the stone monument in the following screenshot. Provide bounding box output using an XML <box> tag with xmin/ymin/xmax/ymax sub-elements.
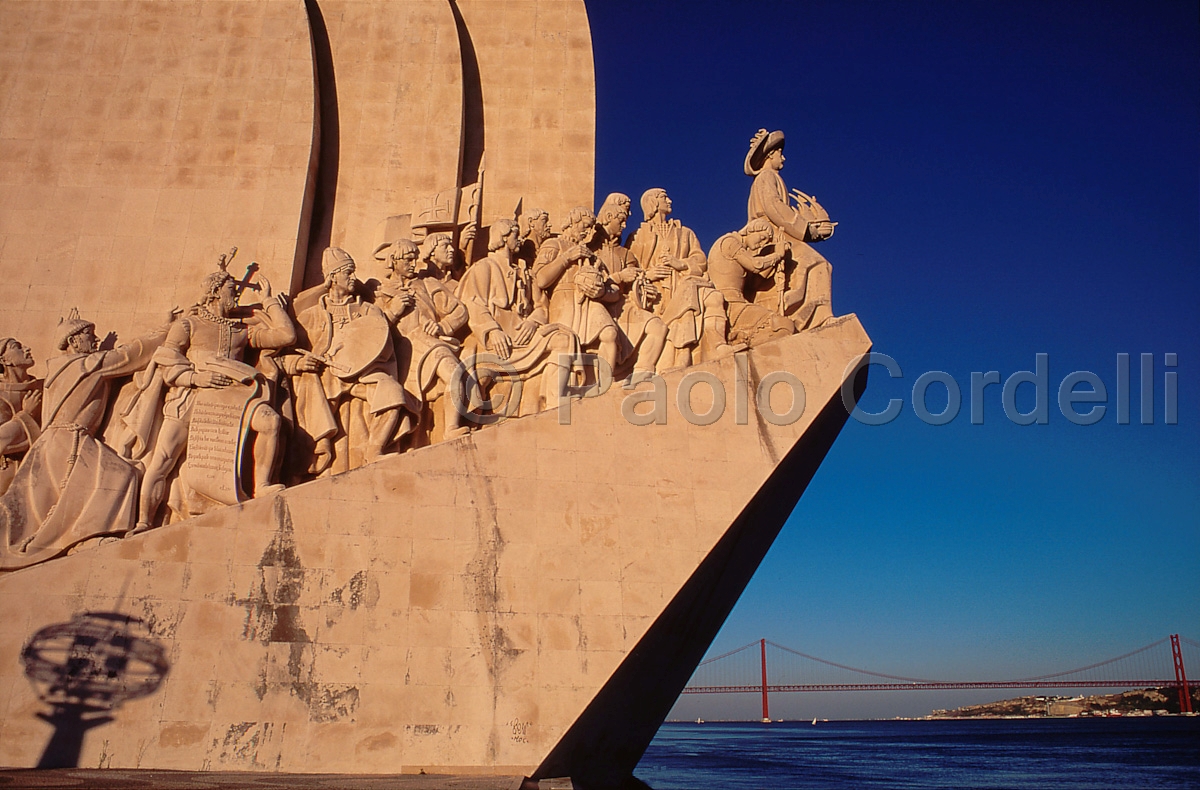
<box><xmin>0</xmin><ymin>2</ymin><xmax>871</xmax><ymax>788</ymax></box>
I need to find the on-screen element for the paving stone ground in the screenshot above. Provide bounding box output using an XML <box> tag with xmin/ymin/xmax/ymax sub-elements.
<box><xmin>0</xmin><ymin>771</ymin><xmax>576</xmax><ymax>790</ymax></box>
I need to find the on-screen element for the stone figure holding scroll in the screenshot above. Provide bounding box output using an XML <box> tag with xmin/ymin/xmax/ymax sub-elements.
<box><xmin>457</xmin><ymin>218</ymin><xmax>580</xmax><ymax>417</ymax></box>
<box><xmin>0</xmin><ymin>338</ymin><xmax>41</xmax><ymax>497</ymax></box>
<box><xmin>707</xmin><ymin>218</ymin><xmax>796</xmax><ymax>347</ymax></box>
<box><xmin>135</xmin><ymin>266</ymin><xmax>295</xmax><ymax>530</ymax></box>
<box><xmin>744</xmin><ymin>128</ymin><xmax>835</xmax><ymax>330</ymax></box>
<box><xmin>285</xmin><ymin>247</ymin><xmax>416</xmax><ymax>475</ymax></box>
<box><xmin>375</xmin><ymin>239</ymin><xmax>472</xmax><ymax>442</ymax></box>
<box><xmin>533</xmin><ymin>206</ymin><xmax>627</xmax><ymax>375</ymax></box>
<box><xmin>1</xmin><ymin>311</ymin><xmax>169</xmax><ymax>569</ymax></box>
<box><xmin>625</xmin><ymin>188</ymin><xmax>737</xmax><ymax>369</ymax></box>
<box><xmin>591</xmin><ymin>194</ymin><xmax>668</xmax><ymax>377</ymax></box>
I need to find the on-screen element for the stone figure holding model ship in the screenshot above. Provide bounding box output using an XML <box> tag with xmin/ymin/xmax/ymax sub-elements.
<box><xmin>745</xmin><ymin>128</ymin><xmax>837</xmax><ymax>329</ymax></box>
<box><xmin>135</xmin><ymin>261</ymin><xmax>295</xmax><ymax>531</ymax></box>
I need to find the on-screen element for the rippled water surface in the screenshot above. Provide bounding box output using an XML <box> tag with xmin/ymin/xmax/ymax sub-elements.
<box><xmin>635</xmin><ymin>718</ymin><xmax>1200</xmax><ymax>789</ymax></box>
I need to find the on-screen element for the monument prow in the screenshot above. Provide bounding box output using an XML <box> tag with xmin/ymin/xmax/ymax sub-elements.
<box><xmin>0</xmin><ymin>318</ymin><xmax>870</xmax><ymax>784</ymax></box>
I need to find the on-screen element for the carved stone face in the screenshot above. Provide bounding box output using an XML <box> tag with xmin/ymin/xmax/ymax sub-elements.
<box><xmin>528</xmin><ymin>214</ymin><xmax>550</xmax><ymax>240</ymax></box>
<box><xmin>0</xmin><ymin>340</ymin><xmax>33</xmax><ymax>371</ymax></box>
<box><xmin>568</xmin><ymin>212</ymin><xmax>595</xmax><ymax>243</ymax></box>
<box><xmin>655</xmin><ymin>191</ymin><xmax>672</xmax><ymax>217</ymax></box>
<box><xmin>329</xmin><ymin>266</ymin><xmax>356</xmax><ymax>296</ymax></box>
<box><xmin>215</xmin><ymin>279</ymin><xmax>238</xmax><ymax>316</ymax></box>
<box><xmin>745</xmin><ymin>226</ymin><xmax>772</xmax><ymax>251</ymax></box>
<box><xmin>601</xmin><ymin>211</ymin><xmax>625</xmax><ymax>238</ymax></box>
<box><xmin>503</xmin><ymin>227</ymin><xmax>522</xmax><ymax>253</ymax></box>
<box><xmin>433</xmin><ymin>240</ymin><xmax>456</xmax><ymax>268</ymax></box>
<box><xmin>766</xmin><ymin>148</ymin><xmax>785</xmax><ymax>171</ymax></box>
<box><xmin>391</xmin><ymin>252</ymin><xmax>417</xmax><ymax>279</ymax></box>
<box><xmin>69</xmin><ymin>327</ymin><xmax>97</xmax><ymax>354</ymax></box>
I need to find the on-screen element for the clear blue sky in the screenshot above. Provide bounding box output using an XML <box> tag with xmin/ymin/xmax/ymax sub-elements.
<box><xmin>587</xmin><ymin>1</ymin><xmax>1199</xmax><ymax>719</ymax></box>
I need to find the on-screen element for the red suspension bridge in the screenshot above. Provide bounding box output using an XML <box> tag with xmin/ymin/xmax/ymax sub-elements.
<box><xmin>682</xmin><ymin>634</ymin><xmax>1199</xmax><ymax>720</ymax></box>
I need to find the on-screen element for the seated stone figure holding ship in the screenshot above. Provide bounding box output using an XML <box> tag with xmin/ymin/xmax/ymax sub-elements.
<box><xmin>284</xmin><ymin>247</ymin><xmax>417</xmax><ymax>475</ymax></box>
<box><xmin>135</xmin><ymin>263</ymin><xmax>295</xmax><ymax>531</ymax></box>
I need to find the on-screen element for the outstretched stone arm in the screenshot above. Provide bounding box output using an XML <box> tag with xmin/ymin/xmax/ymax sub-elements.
<box><xmin>246</xmin><ymin>298</ymin><xmax>297</xmax><ymax>351</ymax></box>
<box><xmin>98</xmin><ymin>327</ymin><xmax>170</xmax><ymax>380</ymax></box>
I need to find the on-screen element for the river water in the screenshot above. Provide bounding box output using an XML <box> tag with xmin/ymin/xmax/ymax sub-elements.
<box><xmin>634</xmin><ymin>718</ymin><xmax>1200</xmax><ymax>789</ymax></box>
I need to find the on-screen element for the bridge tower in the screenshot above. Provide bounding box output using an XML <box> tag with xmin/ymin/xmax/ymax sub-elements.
<box><xmin>760</xmin><ymin>639</ymin><xmax>770</xmax><ymax>722</ymax></box>
<box><xmin>1170</xmin><ymin>634</ymin><xmax>1193</xmax><ymax>714</ymax></box>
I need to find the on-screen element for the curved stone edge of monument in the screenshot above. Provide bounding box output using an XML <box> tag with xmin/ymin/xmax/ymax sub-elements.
<box><xmin>0</xmin><ymin>316</ymin><xmax>870</xmax><ymax>779</ymax></box>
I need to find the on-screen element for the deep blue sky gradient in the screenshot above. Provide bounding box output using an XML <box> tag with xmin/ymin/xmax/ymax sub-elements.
<box><xmin>586</xmin><ymin>1</ymin><xmax>1199</xmax><ymax>718</ymax></box>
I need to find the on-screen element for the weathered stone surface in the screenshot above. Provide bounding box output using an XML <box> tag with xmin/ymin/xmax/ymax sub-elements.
<box><xmin>0</xmin><ymin>317</ymin><xmax>870</xmax><ymax>775</ymax></box>
<box><xmin>0</xmin><ymin>0</ymin><xmax>315</xmax><ymax>358</ymax></box>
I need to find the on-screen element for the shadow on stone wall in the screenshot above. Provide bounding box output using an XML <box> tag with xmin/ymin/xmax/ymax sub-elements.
<box><xmin>21</xmin><ymin>611</ymin><xmax>169</xmax><ymax>768</ymax></box>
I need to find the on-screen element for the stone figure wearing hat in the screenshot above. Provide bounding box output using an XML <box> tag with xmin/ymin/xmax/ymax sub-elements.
<box><xmin>625</xmin><ymin>188</ymin><xmax>739</xmax><ymax>370</ymax></box>
<box><xmin>374</xmin><ymin>238</ymin><xmax>472</xmax><ymax>443</ymax></box>
<box><xmin>1</xmin><ymin>310</ymin><xmax>170</xmax><ymax>570</ymax></box>
<box><xmin>533</xmin><ymin>206</ymin><xmax>628</xmax><ymax>376</ymax></box>
<box><xmin>0</xmin><ymin>338</ymin><xmax>41</xmax><ymax>497</ymax></box>
<box><xmin>456</xmin><ymin>218</ymin><xmax>580</xmax><ymax>417</ymax></box>
<box><xmin>590</xmin><ymin>193</ymin><xmax>668</xmax><ymax>377</ymax></box>
<box><xmin>135</xmin><ymin>263</ymin><xmax>295</xmax><ymax>530</ymax></box>
<box><xmin>707</xmin><ymin>218</ymin><xmax>797</xmax><ymax>347</ymax></box>
<box><xmin>284</xmin><ymin>247</ymin><xmax>417</xmax><ymax>476</ymax></box>
<box><xmin>744</xmin><ymin>128</ymin><xmax>836</xmax><ymax>329</ymax></box>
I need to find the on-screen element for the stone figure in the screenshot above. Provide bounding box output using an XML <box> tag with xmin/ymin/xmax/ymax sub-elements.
<box><xmin>1</xmin><ymin>311</ymin><xmax>169</xmax><ymax>569</ymax></box>
<box><xmin>285</xmin><ymin>248</ymin><xmax>416</xmax><ymax>475</ymax></box>
<box><xmin>135</xmin><ymin>266</ymin><xmax>295</xmax><ymax>530</ymax></box>
<box><xmin>533</xmin><ymin>206</ymin><xmax>627</xmax><ymax>375</ymax></box>
<box><xmin>375</xmin><ymin>239</ymin><xmax>472</xmax><ymax>442</ymax></box>
<box><xmin>0</xmin><ymin>338</ymin><xmax>41</xmax><ymax>497</ymax></box>
<box><xmin>457</xmin><ymin>218</ymin><xmax>579</xmax><ymax>417</ymax></box>
<box><xmin>707</xmin><ymin>218</ymin><xmax>796</xmax><ymax>346</ymax></box>
<box><xmin>591</xmin><ymin>194</ymin><xmax>668</xmax><ymax>377</ymax></box>
<box><xmin>518</xmin><ymin>208</ymin><xmax>553</xmax><ymax>268</ymax></box>
<box><xmin>625</xmin><ymin>188</ymin><xmax>737</xmax><ymax>369</ymax></box>
<box><xmin>418</xmin><ymin>232</ymin><xmax>457</xmax><ymax>282</ymax></box>
<box><xmin>744</xmin><ymin>128</ymin><xmax>835</xmax><ymax>329</ymax></box>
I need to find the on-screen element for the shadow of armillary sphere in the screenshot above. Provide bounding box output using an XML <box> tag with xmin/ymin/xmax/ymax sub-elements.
<box><xmin>21</xmin><ymin>611</ymin><xmax>170</xmax><ymax>768</ymax></box>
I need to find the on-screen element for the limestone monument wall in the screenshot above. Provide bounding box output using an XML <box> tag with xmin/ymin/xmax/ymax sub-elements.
<box><xmin>0</xmin><ymin>321</ymin><xmax>871</xmax><ymax>778</ymax></box>
<box><xmin>0</xmin><ymin>0</ymin><xmax>316</xmax><ymax>357</ymax></box>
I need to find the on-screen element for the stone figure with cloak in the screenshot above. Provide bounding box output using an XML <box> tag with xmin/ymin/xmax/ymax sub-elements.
<box><xmin>533</xmin><ymin>206</ymin><xmax>628</xmax><ymax>378</ymax></box>
<box><xmin>134</xmin><ymin>265</ymin><xmax>295</xmax><ymax>530</ymax></box>
<box><xmin>744</xmin><ymin>128</ymin><xmax>836</xmax><ymax>330</ymax></box>
<box><xmin>0</xmin><ymin>338</ymin><xmax>41</xmax><ymax>497</ymax></box>
<box><xmin>1</xmin><ymin>310</ymin><xmax>168</xmax><ymax>570</ymax></box>
<box><xmin>456</xmin><ymin>218</ymin><xmax>580</xmax><ymax>418</ymax></box>
<box><xmin>373</xmin><ymin>238</ymin><xmax>472</xmax><ymax>444</ymax></box>
<box><xmin>625</xmin><ymin>188</ymin><xmax>738</xmax><ymax>369</ymax></box>
<box><xmin>707</xmin><ymin>218</ymin><xmax>797</xmax><ymax>347</ymax></box>
<box><xmin>284</xmin><ymin>247</ymin><xmax>417</xmax><ymax>476</ymax></box>
<box><xmin>590</xmin><ymin>194</ymin><xmax>668</xmax><ymax>377</ymax></box>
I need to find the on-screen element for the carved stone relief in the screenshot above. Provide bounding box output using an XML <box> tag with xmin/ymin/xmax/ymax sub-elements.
<box><xmin>0</xmin><ymin>123</ymin><xmax>841</xmax><ymax>567</ymax></box>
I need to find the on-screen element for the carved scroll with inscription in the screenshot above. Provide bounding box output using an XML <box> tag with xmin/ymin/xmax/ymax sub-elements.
<box><xmin>182</xmin><ymin>381</ymin><xmax>259</xmax><ymax>506</ymax></box>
